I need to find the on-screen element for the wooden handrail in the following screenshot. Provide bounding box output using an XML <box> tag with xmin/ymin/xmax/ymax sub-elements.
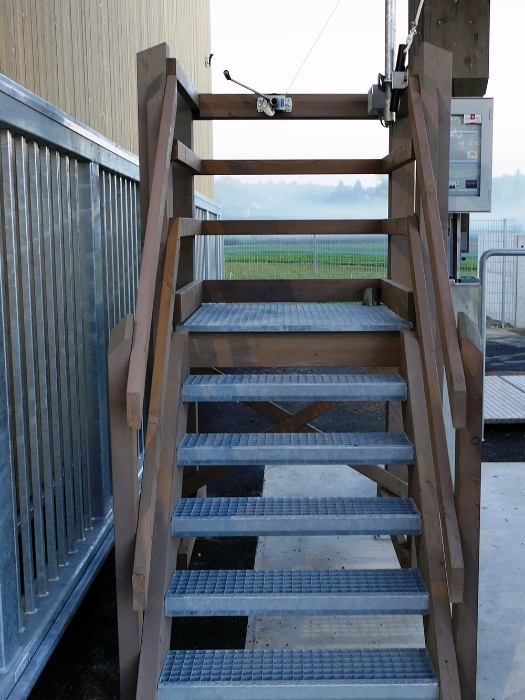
<box><xmin>408</xmin><ymin>77</ymin><xmax>467</xmax><ymax>428</ymax></box>
<box><xmin>194</xmin><ymin>217</ymin><xmax>409</xmax><ymax>237</ymax></box>
<box><xmin>126</xmin><ymin>73</ymin><xmax>177</xmax><ymax>430</ymax></box>
<box><xmin>400</xmin><ymin>330</ymin><xmax>462</xmax><ymax>699</ymax></box>
<box><xmin>132</xmin><ymin>220</ymin><xmax>181</xmax><ymax>611</ymax></box>
<box><xmin>407</xmin><ymin>216</ymin><xmax>464</xmax><ymax>603</ymax></box>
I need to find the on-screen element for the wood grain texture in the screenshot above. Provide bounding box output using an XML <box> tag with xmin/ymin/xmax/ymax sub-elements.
<box><xmin>380</xmin><ymin>279</ymin><xmax>416</xmax><ymax>324</ymax></box>
<box><xmin>198</xmin><ymin>93</ymin><xmax>374</xmax><ymax>120</ymax></box>
<box><xmin>174</xmin><ymin>280</ymin><xmax>203</xmax><ymax>323</ymax></box>
<box><xmin>0</xmin><ymin>2</ymin><xmax>213</xmax><ymax>198</ymax></box>
<box><xmin>135</xmin><ymin>332</ymin><xmax>188</xmax><ymax>699</ymax></box>
<box><xmin>408</xmin><ymin>1</ymin><xmax>489</xmax><ymax>96</ymax></box>
<box><xmin>188</xmin><ymin>332</ymin><xmax>400</xmax><ymax>369</ymax></box>
<box><xmin>382</xmin><ymin>140</ymin><xmax>415</xmax><ymax>174</ymax></box>
<box><xmin>126</xmin><ymin>74</ymin><xmax>177</xmax><ymax>429</ymax></box>
<box><xmin>408</xmin><ymin>78</ymin><xmax>466</xmax><ymax>428</ymax></box>
<box><xmin>400</xmin><ymin>330</ymin><xmax>462</xmax><ymax>700</ymax></box>
<box><xmin>201</xmin><ymin>279</ymin><xmax>380</xmax><ymax>304</ymax></box>
<box><xmin>132</xmin><ymin>221</ymin><xmax>181</xmax><ymax>611</ymax></box>
<box><xmin>452</xmin><ymin>312</ymin><xmax>483</xmax><ymax>700</ymax></box>
<box><xmin>407</xmin><ymin>217</ymin><xmax>464</xmax><ymax>604</ymax></box>
<box><xmin>108</xmin><ymin>314</ymin><xmax>141</xmax><ymax>699</ymax></box>
<box><xmin>200</xmin><ymin>218</ymin><xmax>408</xmax><ymax>237</ymax></box>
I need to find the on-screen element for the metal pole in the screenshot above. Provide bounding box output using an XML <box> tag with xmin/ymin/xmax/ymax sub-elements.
<box><xmin>500</xmin><ymin>219</ymin><xmax>508</xmax><ymax>328</ymax></box>
<box><xmin>479</xmin><ymin>248</ymin><xmax>525</xmax><ymax>438</ymax></box>
<box><xmin>313</xmin><ymin>235</ymin><xmax>318</xmax><ymax>279</ymax></box>
<box><xmin>384</xmin><ymin>0</ymin><xmax>396</xmax><ymax>124</ymax></box>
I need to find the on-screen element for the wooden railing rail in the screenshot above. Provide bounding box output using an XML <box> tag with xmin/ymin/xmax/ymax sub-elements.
<box><xmin>408</xmin><ymin>76</ymin><xmax>467</xmax><ymax>429</ymax></box>
<box><xmin>400</xmin><ymin>330</ymin><xmax>462</xmax><ymax>700</ymax></box>
<box><xmin>126</xmin><ymin>73</ymin><xmax>178</xmax><ymax>430</ymax></box>
<box><xmin>407</xmin><ymin>216</ymin><xmax>464</xmax><ymax>603</ymax></box>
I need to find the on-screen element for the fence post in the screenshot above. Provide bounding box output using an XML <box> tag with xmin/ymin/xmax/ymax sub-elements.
<box><xmin>0</xmin><ymin>185</ymin><xmax>22</xmax><ymax>670</ymax></box>
<box><xmin>78</xmin><ymin>162</ymin><xmax>113</xmax><ymax>518</ymax></box>
<box><xmin>516</xmin><ymin>234</ymin><xmax>525</xmax><ymax>329</ymax></box>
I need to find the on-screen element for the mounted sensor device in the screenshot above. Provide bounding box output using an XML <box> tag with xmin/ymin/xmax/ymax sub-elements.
<box><xmin>223</xmin><ymin>70</ymin><xmax>292</xmax><ymax>117</ymax></box>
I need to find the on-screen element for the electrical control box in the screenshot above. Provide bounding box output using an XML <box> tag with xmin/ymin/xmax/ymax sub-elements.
<box><xmin>449</xmin><ymin>97</ymin><xmax>494</xmax><ymax>213</ymax></box>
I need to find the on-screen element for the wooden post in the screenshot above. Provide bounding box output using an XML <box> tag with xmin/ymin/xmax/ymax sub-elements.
<box><xmin>400</xmin><ymin>330</ymin><xmax>462</xmax><ymax>700</ymax></box>
<box><xmin>407</xmin><ymin>0</ymin><xmax>490</xmax><ymax>96</ymax></box>
<box><xmin>453</xmin><ymin>312</ymin><xmax>483</xmax><ymax>700</ymax></box>
<box><xmin>136</xmin><ymin>332</ymin><xmax>189</xmax><ymax>700</ymax></box>
<box><xmin>108</xmin><ymin>314</ymin><xmax>141</xmax><ymax>699</ymax></box>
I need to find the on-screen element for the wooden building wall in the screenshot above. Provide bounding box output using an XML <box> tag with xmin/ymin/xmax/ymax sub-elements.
<box><xmin>0</xmin><ymin>0</ymin><xmax>213</xmax><ymax>197</ymax></box>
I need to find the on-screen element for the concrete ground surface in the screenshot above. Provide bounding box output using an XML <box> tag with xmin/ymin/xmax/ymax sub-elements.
<box><xmin>28</xmin><ymin>331</ymin><xmax>525</xmax><ymax>700</ymax></box>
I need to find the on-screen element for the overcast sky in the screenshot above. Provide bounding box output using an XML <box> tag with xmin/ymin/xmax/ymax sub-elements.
<box><xmin>209</xmin><ymin>0</ymin><xmax>524</xmax><ymax>185</ymax></box>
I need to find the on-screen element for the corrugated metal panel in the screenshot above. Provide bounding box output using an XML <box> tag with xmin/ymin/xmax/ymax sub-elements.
<box><xmin>0</xmin><ymin>0</ymin><xmax>213</xmax><ymax>199</ymax></box>
<box><xmin>484</xmin><ymin>375</ymin><xmax>525</xmax><ymax>423</ymax></box>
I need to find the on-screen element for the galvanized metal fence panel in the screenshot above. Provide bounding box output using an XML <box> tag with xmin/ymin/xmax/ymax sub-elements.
<box><xmin>0</xmin><ymin>73</ymin><xmax>220</xmax><ymax>698</ymax></box>
<box><xmin>474</xmin><ymin>219</ymin><xmax>520</xmax><ymax>327</ymax></box>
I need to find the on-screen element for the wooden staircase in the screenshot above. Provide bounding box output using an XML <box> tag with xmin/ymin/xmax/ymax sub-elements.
<box><xmin>108</xmin><ymin>44</ymin><xmax>483</xmax><ymax>700</ymax></box>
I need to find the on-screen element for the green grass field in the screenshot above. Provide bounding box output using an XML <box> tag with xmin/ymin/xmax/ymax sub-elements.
<box><xmin>224</xmin><ymin>237</ymin><xmax>479</xmax><ymax>280</ymax></box>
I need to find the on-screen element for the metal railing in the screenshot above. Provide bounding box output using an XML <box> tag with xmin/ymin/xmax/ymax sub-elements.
<box><xmin>0</xmin><ymin>74</ymin><xmax>218</xmax><ymax>699</ymax></box>
<box><xmin>0</xmin><ymin>74</ymin><xmax>140</xmax><ymax>699</ymax></box>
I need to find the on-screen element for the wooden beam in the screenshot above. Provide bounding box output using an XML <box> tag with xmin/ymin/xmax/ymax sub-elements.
<box><xmin>198</xmin><ymin>93</ymin><xmax>375</xmax><ymax>120</ymax></box>
<box><xmin>172</xmin><ymin>140</ymin><xmax>202</xmax><ymax>174</ymax></box>
<box><xmin>108</xmin><ymin>314</ymin><xmax>141</xmax><ymax>700</ymax></box>
<box><xmin>137</xmin><ymin>44</ymin><xmax>169</xmax><ymax>244</ymax></box>
<box><xmin>189</xmin><ymin>332</ymin><xmax>400</xmax><ymax>369</ymax></box>
<box><xmin>132</xmin><ymin>221</ymin><xmax>181</xmax><ymax>611</ymax></box>
<box><xmin>198</xmin><ymin>218</ymin><xmax>408</xmax><ymax>237</ymax></box>
<box><xmin>167</xmin><ymin>58</ymin><xmax>200</xmax><ymax>112</ymax></box>
<box><xmin>452</xmin><ymin>312</ymin><xmax>483</xmax><ymax>700</ymax></box>
<box><xmin>201</xmin><ymin>279</ymin><xmax>380</xmax><ymax>304</ymax></box>
<box><xmin>382</xmin><ymin>140</ymin><xmax>415</xmax><ymax>174</ymax></box>
<box><xmin>388</xmin><ymin>113</ymin><xmax>415</xmax><ymax>288</ymax></box>
<box><xmin>126</xmin><ymin>74</ymin><xmax>177</xmax><ymax>429</ymax></box>
<box><xmin>408</xmin><ymin>79</ymin><xmax>467</xmax><ymax>428</ymax></box>
<box><xmin>174</xmin><ymin>280</ymin><xmax>203</xmax><ymax>324</ymax></box>
<box><xmin>135</xmin><ymin>334</ymin><xmax>188</xmax><ymax>699</ymax></box>
<box><xmin>400</xmin><ymin>330</ymin><xmax>462</xmax><ymax>699</ymax></box>
<box><xmin>198</xmin><ymin>159</ymin><xmax>383</xmax><ymax>176</ymax></box>
<box><xmin>173</xmin><ymin>216</ymin><xmax>202</xmax><ymax>239</ymax></box>
<box><xmin>380</xmin><ymin>279</ymin><xmax>416</xmax><ymax>324</ymax></box>
<box><xmin>407</xmin><ymin>3</ymin><xmax>489</xmax><ymax>96</ymax></box>
<box><xmin>407</xmin><ymin>217</ymin><xmax>464</xmax><ymax>603</ymax></box>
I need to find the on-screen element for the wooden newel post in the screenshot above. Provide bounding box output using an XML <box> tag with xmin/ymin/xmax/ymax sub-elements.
<box><xmin>108</xmin><ymin>314</ymin><xmax>141</xmax><ymax>699</ymax></box>
<box><xmin>453</xmin><ymin>311</ymin><xmax>483</xmax><ymax>700</ymax></box>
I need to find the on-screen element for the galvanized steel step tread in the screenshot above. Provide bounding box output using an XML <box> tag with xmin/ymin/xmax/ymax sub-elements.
<box><xmin>176</xmin><ymin>302</ymin><xmax>410</xmax><ymax>333</ymax></box>
<box><xmin>172</xmin><ymin>496</ymin><xmax>421</xmax><ymax>537</ymax></box>
<box><xmin>158</xmin><ymin>648</ymin><xmax>438</xmax><ymax>700</ymax></box>
<box><xmin>183</xmin><ymin>373</ymin><xmax>407</xmax><ymax>402</ymax></box>
<box><xmin>164</xmin><ymin>568</ymin><xmax>429</xmax><ymax>617</ymax></box>
<box><xmin>177</xmin><ymin>432</ymin><xmax>413</xmax><ymax>466</ymax></box>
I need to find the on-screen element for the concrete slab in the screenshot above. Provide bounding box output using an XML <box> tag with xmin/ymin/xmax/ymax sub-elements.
<box><xmin>248</xmin><ymin>461</ymin><xmax>525</xmax><ymax>699</ymax></box>
<box><xmin>478</xmin><ymin>462</ymin><xmax>525</xmax><ymax>699</ymax></box>
<box><xmin>246</xmin><ymin>463</ymin><xmax>425</xmax><ymax>651</ymax></box>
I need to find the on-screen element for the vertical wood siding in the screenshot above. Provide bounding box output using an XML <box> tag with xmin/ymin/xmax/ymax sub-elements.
<box><xmin>0</xmin><ymin>0</ymin><xmax>213</xmax><ymax>197</ymax></box>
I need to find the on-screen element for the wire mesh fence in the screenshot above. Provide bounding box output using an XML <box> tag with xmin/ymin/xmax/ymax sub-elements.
<box><xmin>223</xmin><ymin>234</ymin><xmax>389</xmax><ymax>280</ymax></box>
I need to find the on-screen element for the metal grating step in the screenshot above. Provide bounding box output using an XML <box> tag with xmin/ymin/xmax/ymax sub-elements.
<box><xmin>177</xmin><ymin>432</ymin><xmax>413</xmax><ymax>466</ymax></box>
<box><xmin>171</xmin><ymin>496</ymin><xmax>421</xmax><ymax>537</ymax></box>
<box><xmin>158</xmin><ymin>648</ymin><xmax>438</xmax><ymax>700</ymax></box>
<box><xmin>183</xmin><ymin>373</ymin><xmax>407</xmax><ymax>403</ymax></box>
<box><xmin>164</xmin><ymin>568</ymin><xmax>429</xmax><ymax>617</ymax></box>
<box><xmin>176</xmin><ymin>302</ymin><xmax>410</xmax><ymax>333</ymax></box>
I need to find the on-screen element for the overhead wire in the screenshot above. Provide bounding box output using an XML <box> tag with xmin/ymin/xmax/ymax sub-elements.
<box><xmin>285</xmin><ymin>0</ymin><xmax>343</xmax><ymax>95</ymax></box>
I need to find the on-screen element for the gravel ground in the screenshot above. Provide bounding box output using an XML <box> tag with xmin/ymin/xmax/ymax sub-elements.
<box><xmin>29</xmin><ymin>332</ymin><xmax>525</xmax><ymax>699</ymax></box>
